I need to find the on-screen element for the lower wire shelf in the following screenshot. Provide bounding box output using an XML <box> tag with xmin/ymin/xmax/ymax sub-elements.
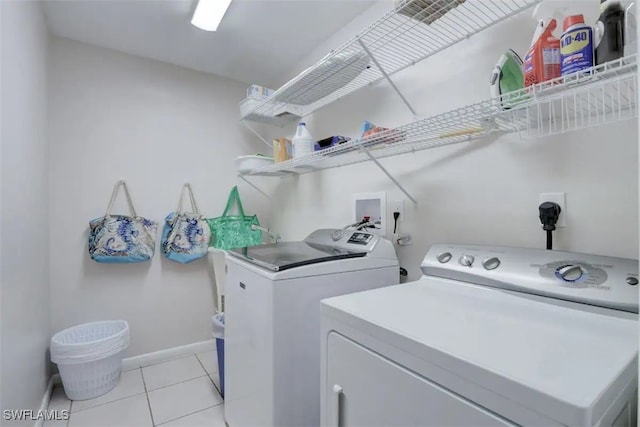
<box><xmin>242</xmin><ymin>55</ymin><xmax>637</xmax><ymax>178</ymax></box>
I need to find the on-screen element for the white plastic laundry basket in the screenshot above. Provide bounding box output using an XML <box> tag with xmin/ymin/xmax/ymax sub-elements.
<box><xmin>50</xmin><ymin>320</ymin><xmax>130</xmax><ymax>400</ymax></box>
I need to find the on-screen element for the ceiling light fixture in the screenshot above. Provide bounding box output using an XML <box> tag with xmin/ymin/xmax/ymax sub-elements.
<box><xmin>191</xmin><ymin>0</ymin><xmax>232</xmax><ymax>32</ymax></box>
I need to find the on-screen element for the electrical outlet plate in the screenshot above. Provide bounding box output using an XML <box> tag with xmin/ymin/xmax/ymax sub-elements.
<box><xmin>539</xmin><ymin>192</ymin><xmax>566</xmax><ymax>227</ymax></box>
<box><xmin>392</xmin><ymin>200</ymin><xmax>404</xmax><ymax>222</ymax></box>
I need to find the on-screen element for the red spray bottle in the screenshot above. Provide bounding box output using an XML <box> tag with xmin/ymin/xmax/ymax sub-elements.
<box><xmin>524</xmin><ymin>5</ymin><xmax>561</xmax><ymax>87</ymax></box>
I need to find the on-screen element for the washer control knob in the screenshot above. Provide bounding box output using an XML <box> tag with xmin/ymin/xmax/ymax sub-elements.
<box><xmin>459</xmin><ymin>254</ymin><xmax>474</xmax><ymax>267</ymax></box>
<box><xmin>437</xmin><ymin>252</ymin><xmax>452</xmax><ymax>263</ymax></box>
<box><xmin>626</xmin><ymin>277</ymin><xmax>638</xmax><ymax>286</ymax></box>
<box><xmin>557</xmin><ymin>265</ymin><xmax>584</xmax><ymax>282</ymax></box>
<box><xmin>482</xmin><ymin>257</ymin><xmax>501</xmax><ymax>270</ymax></box>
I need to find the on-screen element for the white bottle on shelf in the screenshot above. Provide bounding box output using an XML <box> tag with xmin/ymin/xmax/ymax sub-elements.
<box><xmin>292</xmin><ymin>122</ymin><xmax>315</xmax><ymax>158</ymax></box>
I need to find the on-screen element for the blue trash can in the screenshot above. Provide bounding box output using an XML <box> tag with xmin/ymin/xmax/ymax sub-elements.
<box><xmin>215</xmin><ymin>337</ymin><xmax>224</xmax><ymax>398</ymax></box>
<box><xmin>212</xmin><ymin>313</ymin><xmax>225</xmax><ymax>398</ymax></box>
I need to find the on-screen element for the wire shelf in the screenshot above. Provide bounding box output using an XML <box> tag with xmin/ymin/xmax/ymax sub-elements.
<box><xmin>241</xmin><ymin>0</ymin><xmax>540</xmax><ymax>126</ymax></box>
<box><xmin>497</xmin><ymin>56</ymin><xmax>638</xmax><ymax>138</ymax></box>
<box><xmin>242</xmin><ymin>56</ymin><xmax>638</xmax><ymax>177</ymax></box>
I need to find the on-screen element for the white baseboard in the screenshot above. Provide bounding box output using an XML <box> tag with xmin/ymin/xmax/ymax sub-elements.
<box><xmin>121</xmin><ymin>339</ymin><xmax>216</xmax><ymax>371</ymax></box>
<box><xmin>33</xmin><ymin>374</ymin><xmax>60</xmax><ymax>427</ymax></box>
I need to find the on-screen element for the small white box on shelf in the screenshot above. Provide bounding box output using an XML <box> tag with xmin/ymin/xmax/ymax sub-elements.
<box><xmin>246</xmin><ymin>84</ymin><xmax>274</xmax><ymax>99</ymax></box>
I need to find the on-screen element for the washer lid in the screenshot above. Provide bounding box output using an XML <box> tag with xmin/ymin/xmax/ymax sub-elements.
<box><xmin>229</xmin><ymin>241</ymin><xmax>367</xmax><ymax>271</ymax></box>
<box><xmin>321</xmin><ymin>277</ymin><xmax>638</xmax><ymax>425</ymax></box>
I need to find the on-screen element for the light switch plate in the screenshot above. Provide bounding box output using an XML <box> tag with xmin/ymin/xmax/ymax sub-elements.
<box><xmin>539</xmin><ymin>192</ymin><xmax>566</xmax><ymax>227</ymax></box>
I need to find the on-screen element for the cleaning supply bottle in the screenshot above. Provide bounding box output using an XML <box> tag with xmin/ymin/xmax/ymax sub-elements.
<box><xmin>524</xmin><ymin>3</ymin><xmax>561</xmax><ymax>87</ymax></box>
<box><xmin>594</xmin><ymin>0</ymin><xmax>625</xmax><ymax>64</ymax></box>
<box><xmin>292</xmin><ymin>122</ymin><xmax>314</xmax><ymax>158</ymax></box>
<box><xmin>560</xmin><ymin>15</ymin><xmax>594</xmax><ymax>76</ymax></box>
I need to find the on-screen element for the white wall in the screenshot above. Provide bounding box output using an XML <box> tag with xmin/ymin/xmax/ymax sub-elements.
<box><xmin>48</xmin><ymin>37</ymin><xmax>270</xmax><ymax>356</ymax></box>
<box><xmin>269</xmin><ymin>6</ymin><xmax>639</xmax><ymax>280</ymax></box>
<box><xmin>0</xmin><ymin>0</ymin><xmax>51</xmax><ymax>419</ymax></box>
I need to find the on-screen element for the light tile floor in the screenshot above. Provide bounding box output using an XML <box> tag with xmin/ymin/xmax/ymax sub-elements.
<box><xmin>46</xmin><ymin>351</ymin><xmax>224</xmax><ymax>427</ymax></box>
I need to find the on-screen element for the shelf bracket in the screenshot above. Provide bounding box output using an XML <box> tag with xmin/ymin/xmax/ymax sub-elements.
<box><xmin>238</xmin><ymin>175</ymin><xmax>270</xmax><ymax>198</ymax></box>
<box><xmin>242</xmin><ymin>121</ymin><xmax>272</xmax><ymax>149</ymax></box>
<box><xmin>360</xmin><ymin>147</ymin><xmax>418</xmax><ymax>206</ymax></box>
<box><xmin>357</xmin><ymin>38</ymin><xmax>417</xmax><ymax>117</ymax></box>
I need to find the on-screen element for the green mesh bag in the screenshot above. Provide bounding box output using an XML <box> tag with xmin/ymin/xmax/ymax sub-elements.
<box><xmin>207</xmin><ymin>186</ymin><xmax>262</xmax><ymax>250</ymax></box>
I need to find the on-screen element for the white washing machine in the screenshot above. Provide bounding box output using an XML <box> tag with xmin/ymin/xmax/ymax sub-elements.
<box><xmin>224</xmin><ymin>228</ymin><xmax>399</xmax><ymax>427</ymax></box>
<box><xmin>321</xmin><ymin>244</ymin><xmax>638</xmax><ymax>426</ymax></box>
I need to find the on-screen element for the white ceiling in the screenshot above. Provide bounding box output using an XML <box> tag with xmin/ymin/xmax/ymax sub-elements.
<box><xmin>42</xmin><ymin>0</ymin><xmax>377</xmax><ymax>88</ymax></box>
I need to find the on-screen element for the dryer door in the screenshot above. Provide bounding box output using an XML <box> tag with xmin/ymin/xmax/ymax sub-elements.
<box><xmin>325</xmin><ymin>332</ymin><xmax>517</xmax><ymax>427</ymax></box>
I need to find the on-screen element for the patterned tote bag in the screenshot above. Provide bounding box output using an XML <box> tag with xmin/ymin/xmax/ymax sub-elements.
<box><xmin>161</xmin><ymin>183</ymin><xmax>211</xmax><ymax>263</ymax></box>
<box><xmin>207</xmin><ymin>186</ymin><xmax>262</xmax><ymax>250</ymax></box>
<box><xmin>89</xmin><ymin>180</ymin><xmax>158</xmax><ymax>263</ymax></box>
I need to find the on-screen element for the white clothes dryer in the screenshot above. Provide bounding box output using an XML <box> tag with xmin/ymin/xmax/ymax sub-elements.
<box><xmin>321</xmin><ymin>244</ymin><xmax>638</xmax><ymax>426</ymax></box>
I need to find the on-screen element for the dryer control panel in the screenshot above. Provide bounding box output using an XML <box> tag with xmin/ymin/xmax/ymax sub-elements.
<box><xmin>421</xmin><ymin>244</ymin><xmax>638</xmax><ymax>314</ymax></box>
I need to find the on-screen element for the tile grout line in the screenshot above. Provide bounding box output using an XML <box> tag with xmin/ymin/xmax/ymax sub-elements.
<box><xmin>151</xmin><ymin>354</ymin><xmax>222</xmax><ymax>426</ymax></box>
<box><xmin>69</xmin><ymin>390</ymin><xmax>148</xmax><ymax>414</ymax></box>
<box><xmin>194</xmin><ymin>352</ymin><xmax>222</xmax><ymax>396</ymax></box>
<box><xmin>140</xmin><ymin>367</ymin><xmax>156</xmax><ymax>427</ymax></box>
<box><xmin>194</xmin><ymin>353</ymin><xmax>214</xmax><ymax>377</ymax></box>
<box><xmin>145</xmin><ymin>372</ymin><xmax>211</xmax><ymax>393</ymax></box>
<box><xmin>208</xmin><ymin>372</ymin><xmax>222</xmax><ymax>397</ymax></box>
<box><xmin>131</xmin><ymin>352</ymin><xmax>201</xmax><ymax>370</ymax></box>
<box><xmin>154</xmin><ymin>403</ymin><xmax>222</xmax><ymax>427</ymax></box>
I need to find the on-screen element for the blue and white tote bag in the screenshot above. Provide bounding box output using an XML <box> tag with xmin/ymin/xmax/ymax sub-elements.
<box><xmin>161</xmin><ymin>183</ymin><xmax>211</xmax><ymax>263</ymax></box>
<box><xmin>89</xmin><ymin>180</ymin><xmax>158</xmax><ymax>263</ymax></box>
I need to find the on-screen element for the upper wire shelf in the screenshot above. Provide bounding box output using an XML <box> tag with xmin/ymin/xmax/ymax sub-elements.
<box><xmin>242</xmin><ymin>56</ymin><xmax>638</xmax><ymax>177</ymax></box>
<box><xmin>497</xmin><ymin>56</ymin><xmax>638</xmax><ymax>138</ymax></box>
<box><xmin>241</xmin><ymin>0</ymin><xmax>540</xmax><ymax>126</ymax></box>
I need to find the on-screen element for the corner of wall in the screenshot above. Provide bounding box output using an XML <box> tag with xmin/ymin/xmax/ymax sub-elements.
<box><xmin>1</xmin><ymin>0</ymin><xmax>53</xmax><ymax>417</ymax></box>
